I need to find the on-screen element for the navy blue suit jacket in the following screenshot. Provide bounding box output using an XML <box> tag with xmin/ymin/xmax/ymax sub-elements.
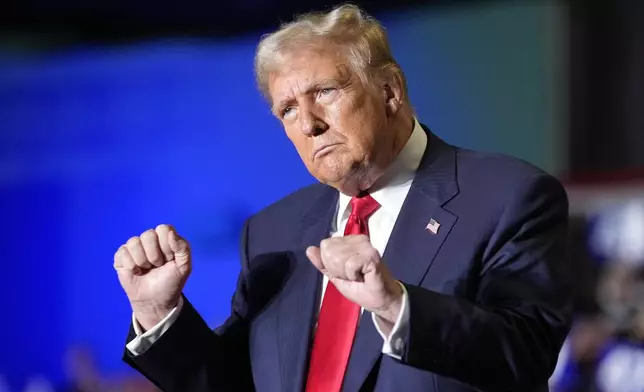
<box><xmin>124</xmin><ymin>128</ymin><xmax>572</xmax><ymax>392</ymax></box>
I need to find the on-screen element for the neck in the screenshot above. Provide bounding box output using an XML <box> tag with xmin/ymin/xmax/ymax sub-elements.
<box><xmin>338</xmin><ymin>111</ymin><xmax>415</xmax><ymax>196</ymax></box>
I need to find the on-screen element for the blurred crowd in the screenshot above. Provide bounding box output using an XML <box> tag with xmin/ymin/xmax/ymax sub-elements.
<box><xmin>550</xmin><ymin>199</ymin><xmax>644</xmax><ymax>392</ymax></box>
<box><xmin>0</xmin><ymin>348</ymin><xmax>158</xmax><ymax>392</ymax></box>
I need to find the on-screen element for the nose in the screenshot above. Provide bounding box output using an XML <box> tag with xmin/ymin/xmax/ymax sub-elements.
<box><xmin>299</xmin><ymin>105</ymin><xmax>329</xmax><ymax>137</ymax></box>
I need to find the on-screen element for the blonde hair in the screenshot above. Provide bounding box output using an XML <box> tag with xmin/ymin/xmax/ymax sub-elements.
<box><xmin>254</xmin><ymin>4</ymin><xmax>408</xmax><ymax>104</ymax></box>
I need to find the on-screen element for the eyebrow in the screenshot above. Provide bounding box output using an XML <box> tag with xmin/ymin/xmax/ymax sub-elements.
<box><xmin>271</xmin><ymin>99</ymin><xmax>292</xmax><ymax>116</ymax></box>
<box><xmin>271</xmin><ymin>79</ymin><xmax>339</xmax><ymax>115</ymax></box>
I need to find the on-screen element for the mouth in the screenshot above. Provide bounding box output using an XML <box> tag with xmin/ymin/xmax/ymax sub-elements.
<box><xmin>313</xmin><ymin>143</ymin><xmax>341</xmax><ymax>160</ymax></box>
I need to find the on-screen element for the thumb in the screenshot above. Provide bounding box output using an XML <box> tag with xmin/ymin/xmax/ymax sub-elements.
<box><xmin>168</xmin><ymin>229</ymin><xmax>191</xmax><ymax>274</ymax></box>
<box><xmin>306</xmin><ymin>246</ymin><xmax>326</xmax><ymax>274</ymax></box>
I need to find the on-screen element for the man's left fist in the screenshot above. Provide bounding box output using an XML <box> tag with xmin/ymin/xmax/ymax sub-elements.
<box><xmin>306</xmin><ymin>235</ymin><xmax>403</xmax><ymax>326</ymax></box>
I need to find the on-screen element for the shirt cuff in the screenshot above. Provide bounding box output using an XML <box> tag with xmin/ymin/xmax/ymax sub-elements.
<box><xmin>372</xmin><ymin>281</ymin><xmax>409</xmax><ymax>360</ymax></box>
<box><xmin>126</xmin><ymin>297</ymin><xmax>184</xmax><ymax>356</ymax></box>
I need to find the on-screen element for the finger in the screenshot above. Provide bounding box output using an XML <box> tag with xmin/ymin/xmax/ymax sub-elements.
<box><xmin>113</xmin><ymin>245</ymin><xmax>125</xmax><ymax>269</ymax></box>
<box><xmin>319</xmin><ymin>239</ymin><xmax>348</xmax><ymax>279</ymax></box>
<box><xmin>168</xmin><ymin>229</ymin><xmax>189</xmax><ymax>255</ymax></box>
<box><xmin>340</xmin><ymin>234</ymin><xmax>371</xmax><ymax>253</ymax></box>
<box><xmin>155</xmin><ymin>224</ymin><xmax>175</xmax><ymax>261</ymax></box>
<box><xmin>168</xmin><ymin>229</ymin><xmax>191</xmax><ymax>274</ymax></box>
<box><xmin>306</xmin><ymin>246</ymin><xmax>326</xmax><ymax>274</ymax></box>
<box><xmin>113</xmin><ymin>245</ymin><xmax>127</xmax><ymax>269</ymax></box>
<box><xmin>344</xmin><ymin>256</ymin><xmax>365</xmax><ymax>282</ymax></box>
<box><xmin>114</xmin><ymin>245</ymin><xmax>140</xmax><ymax>274</ymax></box>
<box><xmin>140</xmin><ymin>229</ymin><xmax>164</xmax><ymax>267</ymax></box>
<box><xmin>126</xmin><ymin>237</ymin><xmax>152</xmax><ymax>269</ymax></box>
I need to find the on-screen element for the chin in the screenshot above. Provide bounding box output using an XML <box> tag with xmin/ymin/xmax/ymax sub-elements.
<box><xmin>320</xmin><ymin>172</ymin><xmax>369</xmax><ymax>196</ymax></box>
<box><xmin>310</xmin><ymin>155</ymin><xmax>367</xmax><ymax>187</ymax></box>
<box><xmin>317</xmin><ymin>172</ymin><xmax>350</xmax><ymax>186</ymax></box>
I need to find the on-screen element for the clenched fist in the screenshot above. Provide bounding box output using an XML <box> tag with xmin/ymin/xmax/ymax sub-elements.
<box><xmin>306</xmin><ymin>235</ymin><xmax>403</xmax><ymax>331</ymax></box>
<box><xmin>114</xmin><ymin>224</ymin><xmax>191</xmax><ymax>330</ymax></box>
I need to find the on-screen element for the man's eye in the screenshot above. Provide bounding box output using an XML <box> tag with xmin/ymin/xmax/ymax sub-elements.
<box><xmin>282</xmin><ymin>107</ymin><xmax>294</xmax><ymax>118</ymax></box>
<box><xmin>320</xmin><ymin>88</ymin><xmax>334</xmax><ymax>95</ymax></box>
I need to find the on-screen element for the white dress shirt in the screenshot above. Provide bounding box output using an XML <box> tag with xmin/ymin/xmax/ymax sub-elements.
<box><xmin>127</xmin><ymin>118</ymin><xmax>428</xmax><ymax>361</ymax></box>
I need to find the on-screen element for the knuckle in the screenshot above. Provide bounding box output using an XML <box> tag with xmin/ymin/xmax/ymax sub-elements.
<box><xmin>180</xmin><ymin>235</ymin><xmax>190</xmax><ymax>246</ymax></box>
<box><xmin>140</xmin><ymin>229</ymin><xmax>157</xmax><ymax>241</ymax></box>
<box><xmin>155</xmin><ymin>223</ymin><xmax>171</xmax><ymax>233</ymax></box>
<box><xmin>346</xmin><ymin>255</ymin><xmax>361</xmax><ymax>269</ymax></box>
<box><xmin>321</xmin><ymin>236</ymin><xmax>341</xmax><ymax>250</ymax></box>
<box><xmin>126</xmin><ymin>236</ymin><xmax>141</xmax><ymax>247</ymax></box>
<box><xmin>349</xmin><ymin>234</ymin><xmax>366</xmax><ymax>244</ymax></box>
<box><xmin>113</xmin><ymin>245</ymin><xmax>124</xmax><ymax>259</ymax></box>
<box><xmin>321</xmin><ymin>246</ymin><xmax>334</xmax><ymax>262</ymax></box>
<box><xmin>366</xmin><ymin>247</ymin><xmax>380</xmax><ymax>260</ymax></box>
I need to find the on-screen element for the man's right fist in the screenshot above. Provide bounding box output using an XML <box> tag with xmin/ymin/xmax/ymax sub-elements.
<box><xmin>114</xmin><ymin>224</ymin><xmax>191</xmax><ymax>330</ymax></box>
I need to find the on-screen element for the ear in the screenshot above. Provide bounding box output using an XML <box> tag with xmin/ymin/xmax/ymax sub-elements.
<box><xmin>382</xmin><ymin>72</ymin><xmax>404</xmax><ymax>117</ymax></box>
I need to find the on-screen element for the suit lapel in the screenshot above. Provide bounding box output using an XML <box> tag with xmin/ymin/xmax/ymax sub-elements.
<box><xmin>277</xmin><ymin>186</ymin><xmax>338</xmax><ymax>392</ymax></box>
<box><xmin>342</xmin><ymin>128</ymin><xmax>459</xmax><ymax>392</ymax></box>
<box><xmin>383</xmin><ymin>131</ymin><xmax>459</xmax><ymax>286</ymax></box>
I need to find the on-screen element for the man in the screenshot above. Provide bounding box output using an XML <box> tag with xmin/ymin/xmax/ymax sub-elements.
<box><xmin>114</xmin><ymin>4</ymin><xmax>571</xmax><ymax>392</ymax></box>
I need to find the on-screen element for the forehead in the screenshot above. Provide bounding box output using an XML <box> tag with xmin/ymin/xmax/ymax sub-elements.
<box><xmin>267</xmin><ymin>46</ymin><xmax>354</xmax><ymax>100</ymax></box>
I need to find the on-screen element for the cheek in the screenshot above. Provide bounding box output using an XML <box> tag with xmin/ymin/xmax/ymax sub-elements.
<box><xmin>322</xmin><ymin>101</ymin><xmax>346</xmax><ymax>127</ymax></box>
<box><xmin>331</xmin><ymin>92</ymin><xmax>380</xmax><ymax>136</ymax></box>
<box><xmin>283</xmin><ymin>125</ymin><xmax>297</xmax><ymax>143</ymax></box>
<box><xmin>335</xmin><ymin>110</ymin><xmax>380</xmax><ymax>154</ymax></box>
<box><xmin>284</xmin><ymin>128</ymin><xmax>312</xmax><ymax>157</ymax></box>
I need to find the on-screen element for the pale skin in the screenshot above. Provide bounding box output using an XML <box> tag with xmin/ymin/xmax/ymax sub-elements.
<box><xmin>114</xmin><ymin>42</ymin><xmax>415</xmax><ymax>335</ymax></box>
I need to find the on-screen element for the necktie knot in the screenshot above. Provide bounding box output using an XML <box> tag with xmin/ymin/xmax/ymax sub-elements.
<box><xmin>349</xmin><ymin>193</ymin><xmax>380</xmax><ymax>221</ymax></box>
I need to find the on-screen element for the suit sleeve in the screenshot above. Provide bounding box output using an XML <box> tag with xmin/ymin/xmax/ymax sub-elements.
<box><xmin>121</xmin><ymin>220</ymin><xmax>255</xmax><ymax>392</ymax></box>
<box><xmin>401</xmin><ymin>173</ymin><xmax>572</xmax><ymax>391</ymax></box>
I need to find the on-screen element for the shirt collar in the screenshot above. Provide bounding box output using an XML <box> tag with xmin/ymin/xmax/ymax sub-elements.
<box><xmin>337</xmin><ymin>118</ymin><xmax>428</xmax><ymax>222</ymax></box>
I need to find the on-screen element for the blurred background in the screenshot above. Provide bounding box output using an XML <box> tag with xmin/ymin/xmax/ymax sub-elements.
<box><xmin>1</xmin><ymin>0</ymin><xmax>643</xmax><ymax>391</ymax></box>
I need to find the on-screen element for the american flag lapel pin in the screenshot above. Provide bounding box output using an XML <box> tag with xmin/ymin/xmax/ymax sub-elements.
<box><xmin>426</xmin><ymin>218</ymin><xmax>440</xmax><ymax>234</ymax></box>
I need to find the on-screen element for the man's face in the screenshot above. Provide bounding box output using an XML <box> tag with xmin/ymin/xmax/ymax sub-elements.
<box><xmin>267</xmin><ymin>45</ymin><xmax>391</xmax><ymax>191</ymax></box>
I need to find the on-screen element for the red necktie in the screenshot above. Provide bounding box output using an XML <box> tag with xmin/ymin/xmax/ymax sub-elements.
<box><xmin>305</xmin><ymin>193</ymin><xmax>381</xmax><ymax>392</ymax></box>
